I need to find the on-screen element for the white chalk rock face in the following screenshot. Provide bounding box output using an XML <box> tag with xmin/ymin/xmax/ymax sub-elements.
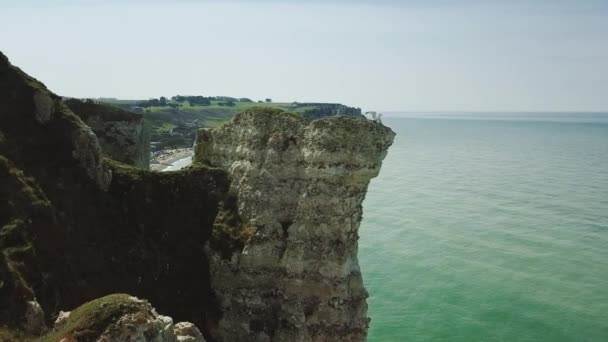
<box><xmin>174</xmin><ymin>322</ymin><xmax>205</xmax><ymax>342</ymax></box>
<box><xmin>195</xmin><ymin>109</ymin><xmax>395</xmax><ymax>341</ymax></box>
<box><xmin>95</xmin><ymin>297</ymin><xmax>206</xmax><ymax>342</ymax></box>
<box><xmin>49</xmin><ymin>295</ymin><xmax>205</xmax><ymax>342</ymax></box>
<box><xmin>54</xmin><ymin>310</ymin><xmax>71</xmax><ymax>328</ymax></box>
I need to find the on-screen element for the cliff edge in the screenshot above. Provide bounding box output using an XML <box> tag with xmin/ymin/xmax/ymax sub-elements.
<box><xmin>65</xmin><ymin>98</ymin><xmax>151</xmax><ymax>169</ymax></box>
<box><xmin>0</xmin><ymin>51</ymin><xmax>226</xmax><ymax>340</ymax></box>
<box><xmin>195</xmin><ymin>108</ymin><xmax>395</xmax><ymax>341</ymax></box>
<box><xmin>1</xmin><ymin>50</ymin><xmax>394</xmax><ymax>342</ymax></box>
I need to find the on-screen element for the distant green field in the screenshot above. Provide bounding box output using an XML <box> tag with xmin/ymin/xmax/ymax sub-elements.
<box><xmin>134</xmin><ymin>102</ymin><xmax>293</xmax><ymax>149</ymax></box>
<box><xmin>144</xmin><ymin>100</ymin><xmax>294</xmax><ymax>114</ymax></box>
<box><xmin>97</xmin><ymin>97</ymin><xmax>359</xmax><ymax>149</ymax></box>
<box><xmin>141</xmin><ymin>101</ymin><xmax>304</xmax><ymax>138</ymax></box>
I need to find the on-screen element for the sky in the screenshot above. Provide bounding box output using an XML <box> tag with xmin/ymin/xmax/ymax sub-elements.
<box><xmin>1</xmin><ymin>0</ymin><xmax>607</xmax><ymax>112</ymax></box>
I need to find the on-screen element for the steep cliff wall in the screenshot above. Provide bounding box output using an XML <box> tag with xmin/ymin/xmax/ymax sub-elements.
<box><xmin>65</xmin><ymin>99</ymin><xmax>151</xmax><ymax>169</ymax></box>
<box><xmin>0</xmin><ymin>51</ymin><xmax>226</xmax><ymax>340</ymax></box>
<box><xmin>195</xmin><ymin>108</ymin><xmax>395</xmax><ymax>341</ymax></box>
<box><xmin>1</xmin><ymin>50</ymin><xmax>394</xmax><ymax>341</ymax></box>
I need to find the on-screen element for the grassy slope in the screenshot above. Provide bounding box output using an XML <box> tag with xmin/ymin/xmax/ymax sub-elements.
<box><xmin>145</xmin><ymin>100</ymin><xmax>291</xmax><ymax>113</ymax></box>
<box><xmin>113</xmin><ymin>100</ymin><xmax>319</xmax><ymax>131</ymax></box>
<box><xmin>144</xmin><ymin>101</ymin><xmax>299</xmax><ymax>128</ymax></box>
<box><xmin>38</xmin><ymin>294</ymin><xmax>138</xmax><ymax>342</ymax></box>
<box><xmin>102</xmin><ymin>98</ymin><xmax>360</xmax><ymax>149</ymax></box>
<box><xmin>114</xmin><ymin>101</ymin><xmax>312</xmax><ymax>148</ymax></box>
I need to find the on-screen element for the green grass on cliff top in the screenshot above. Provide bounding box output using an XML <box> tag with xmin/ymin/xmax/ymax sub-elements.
<box><xmin>38</xmin><ymin>294</ymin><xmax>143</xmax><ymax>342</ymax></box>
<box><xmin>143</xmin><ymin>101</ymin><xmax>310</xmax><ymax>131</ymax></box>
<box><xmin>144</xmin><ymin>100</ymin><xmax>297</xmax><ymax>113</ymax></box>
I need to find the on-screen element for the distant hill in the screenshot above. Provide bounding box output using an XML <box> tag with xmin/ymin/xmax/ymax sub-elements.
<box><xmin>93</xmin><ymin>96</ymin><xmax>362</xmax><ymax>150</ymax></box>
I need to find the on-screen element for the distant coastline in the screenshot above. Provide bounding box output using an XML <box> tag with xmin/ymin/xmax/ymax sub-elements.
<box><xmin>380</xmin><ymin>111</ymin><xmax>608</xmax><ymax>124</ymax></box>
<box><xmin>150</xmin><ymin>148</ymin><xmax>193</xmax><ymax>171</ymax></box>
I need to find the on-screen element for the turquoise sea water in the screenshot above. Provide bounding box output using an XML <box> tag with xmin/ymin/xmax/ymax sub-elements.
<box><xmin>359</xmin><ymin>113</ymin><xmax>608</xmax><ymax>341</ymax></box>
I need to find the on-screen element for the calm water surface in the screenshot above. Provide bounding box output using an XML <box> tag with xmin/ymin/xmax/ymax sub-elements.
<box><xmin>360</xmin><ymin>113</ymin><xmax>608</xmax><ymax>341</ymax></box>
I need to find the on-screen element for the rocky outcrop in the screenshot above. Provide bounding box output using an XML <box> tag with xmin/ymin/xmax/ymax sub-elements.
<box><xmin>174</xmin><ymin>322</ymin><xmax>206</xmax><ymax>342</ymax></box>
<box><xmin>43</xmin><ymin>294</ymin><xmax>205</xmax><ymax>342</ymax></box>
<box><xmin>1</xmin><ymin>51</ymin><xmax>394</xmax><ymax>342</ymax></box>
<box><xmin>0</xmin><ymin>51</ymin><xmax>226</xmax><ymax>340</ymax></box>
<box><xmin>195</xmin><ymin>108</ymin><xmax>395</xmax><ymax>341</ymax></box>
<box><xmin>1</xmin><ymin>51</ymin><xmax>113</xmax><ymax>336</ymax></box>
<box><xmin>0</xmin><ymin>54</ymin><xmax>112</xmax><ymax>192</ymax></box>
<box><xmin>66</xmin><ymin>98</ymin><xmax>151</xmax><ymax>169</ymax></box>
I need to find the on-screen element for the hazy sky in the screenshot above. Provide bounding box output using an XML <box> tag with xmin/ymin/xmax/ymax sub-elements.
<box><xmin>1</xmin><ymin>0</ymin><xmax>607</xmax><ymax>111</ymax></box>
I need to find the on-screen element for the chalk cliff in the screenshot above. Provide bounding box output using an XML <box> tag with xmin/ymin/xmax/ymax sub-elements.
<box><xmin>0</xmin><ymin>51</ymin><xmax>394</xmax><ymax>342</ymax></box>
<box><xmin>65</xmin><ymin>98</ymin><xmax>151</xmax><ymax>169</ymax></box>
<box><xmin>0</xmin><ymin>51</ymin><xmax>226</xmax><ymax>341</ymax></box>
<box><xmin>195</xmin><ymin>108</ymin><xmax>395</xmax><ymax>341</ymax></box>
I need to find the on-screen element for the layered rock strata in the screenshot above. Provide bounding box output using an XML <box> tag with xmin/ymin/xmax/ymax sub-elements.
<box><xmin>65</xmin><ymin>98</ymin><xmax>151</xmax><ymax>169</ymax></box>
<box><xmin>1</xmin><ymin>50</ymin><xmax>395</xmax><ymax>341</ymax></box>
<box><xmin>0</xmin><ymin>51</ymin><xmax>226</xmax><ymax>340</ymax></box>
<box><xmin>195</xmin><ymin>108</ymin><xmax>395</xmax><ymax>341</ymax></box>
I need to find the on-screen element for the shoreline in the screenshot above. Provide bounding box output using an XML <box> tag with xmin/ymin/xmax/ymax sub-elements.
<box><xmin>150</xmin><ymin>147</ymin><xmax>193</xmax><ymax>171</ymax></box>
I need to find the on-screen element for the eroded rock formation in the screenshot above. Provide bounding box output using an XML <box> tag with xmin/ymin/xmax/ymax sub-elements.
<box><xmin>0</xmin><ymin>51</ymin><xmax>226</xmax><ymax>341</ymax></box>
<box><xmin>65</xmin><ymin>98</ymin><xmax>151</xmax><ymax>169</ymax></box>
<box><xmin>43</xmin><ymin>294</ymin><xmax>205</xmax><ymax>342</ymax></box>
<box><xmin>0</xmin><ymin>50</ymin><xmax>394</xmax><ymax>341</ymax></box>
<box><xmin>196</xmin><ymin>108</ymin><xmax>395</xmax><ymax>341</ymax></box>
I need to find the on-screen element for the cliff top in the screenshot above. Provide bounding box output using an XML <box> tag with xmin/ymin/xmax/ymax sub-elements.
<box><xmin>1</xmin><ymin>50</ymin><xmax>394</xmax><ymax>342</ymax></box>
<box><xmin>65</xmin><ymin>98</ymin><xmax>143</xmax><ymax>123</ymax></box>
<box><xmin>1</xmin><ymin>51</ymin><xmax>228</xmax><ymax>340</ymax></box>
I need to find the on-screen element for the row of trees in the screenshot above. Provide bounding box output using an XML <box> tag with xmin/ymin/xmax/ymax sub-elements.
<box><xmin>136</xmin><ymin>96</ymin><xmax>272</xmax><ymax>108</ymax></box>
<box><xmin>136</xmin><ymin>97</ymin><xmax>169</xmax><ymax>107</ymax></box>
<box><xmin>171</xmin><ymin>95</ymin><xmax>244</xmax><ymax>105</ymax></box>
<box><xmin>171</xmin><ymin>95</ymin><xmax>212</xmax><ymax>106</ymax></box>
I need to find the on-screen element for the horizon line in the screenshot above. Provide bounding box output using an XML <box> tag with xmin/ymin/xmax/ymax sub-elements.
<box><xmin>378</xmin><ymin>110</ymin><xmax>608</xmax><ymax>114</ymax></box>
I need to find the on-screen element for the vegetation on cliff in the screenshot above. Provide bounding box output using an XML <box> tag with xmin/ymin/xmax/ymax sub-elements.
<box><xmin>101</xmin><ymin>96</ymin><xmax>363</xmax><ymax>150</ymax></box>
<box><xmin>0</xmin><ymin>51</ymin><xmax>227</xmax><ymax>340</ymax></box>
<box><xmin>194</xmin><ymin>107</ymin><xmax>395</xmax><ymax>341</ymax></box>
<box><xmin>39</xmin><ymin>294</ymin><xmax>140</xmax><ymax>342</ymax></box>
<box><xmin>1</xmin><ymin>50</ymin><xmax>391</xmax><ymax>342</ymax></box>
<box><xmin>65</xmin><ymin>99</ymin><xmax>143</xmax><ymax>123</ymax></box>
<box><xmin>65</xmin><ymin>98</ymin><xmax>152</xmax><ymax>169</ymax></box>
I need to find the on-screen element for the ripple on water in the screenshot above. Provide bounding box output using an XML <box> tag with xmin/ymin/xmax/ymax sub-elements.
<box><xmin>360</xmin><ymin>116</ymin><xmax>608</xmax><ymax>341</ymax></box>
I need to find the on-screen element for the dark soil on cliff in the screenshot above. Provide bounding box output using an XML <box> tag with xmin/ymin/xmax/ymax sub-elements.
<box><xmin>0</xmin><ymin>51</ymin><xmax>227</xmax><ymax>340</ymax></box>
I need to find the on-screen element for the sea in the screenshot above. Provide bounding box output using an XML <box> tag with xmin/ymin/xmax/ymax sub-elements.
<box><xmin>359</xmin><ymin>113</ymin><xmax>608</xmax><ymax>341</ymax></box>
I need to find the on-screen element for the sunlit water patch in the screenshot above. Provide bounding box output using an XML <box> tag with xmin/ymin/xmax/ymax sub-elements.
<box><xmin>360</xmin><ymin>114</ymin><xmax>608</xmax><ymax>341</ymax></box>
